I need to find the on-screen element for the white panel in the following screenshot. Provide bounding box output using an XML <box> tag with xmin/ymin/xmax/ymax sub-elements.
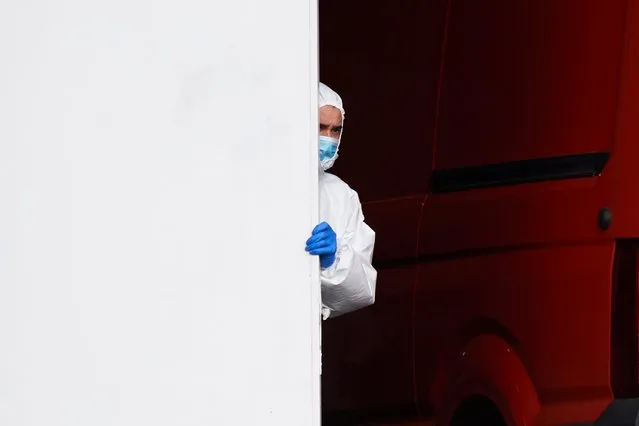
<box><xmin>0</xmin><ymin>0</ymin><xmax>320</xmax><ymax>425</ymax></box>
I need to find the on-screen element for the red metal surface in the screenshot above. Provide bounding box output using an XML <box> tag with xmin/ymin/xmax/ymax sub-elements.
<box><xmin>609</xmin><ymin>0</ymin><xmax>639</xmax><ymax>237</ymax></box>
<box><xmin>415</xmin><ymin>242</ymin><xmax>616</xmax><ymax>425</ymax></box>
<box><xmin>433</xmin><ymin>334</ymin><xmax>541</xmax><ymax>426</ymax></box>
<box><xmin>319</xmin><ymin>0</ymin><xmax>639</xmax><ymax>425</ymax></box>
<box><xmin>434</xmin><ymin>1</ymin><xmax>626</xmax><ymax>169</ymax></box>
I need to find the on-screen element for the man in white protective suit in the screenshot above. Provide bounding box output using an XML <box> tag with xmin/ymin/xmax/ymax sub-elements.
<box><xmin>305</xmin><ymin>82</ymin><xmax>377</xmax><ymax>319</ymax></box>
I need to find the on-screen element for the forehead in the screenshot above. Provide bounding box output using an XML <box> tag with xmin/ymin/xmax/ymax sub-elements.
<box><xmin>319</xmin><ymin>105</ymin><xmax>343</xmax><ymax>125</ymax></box>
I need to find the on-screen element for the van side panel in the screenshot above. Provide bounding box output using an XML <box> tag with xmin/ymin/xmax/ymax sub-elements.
<box><xmin>321</xmin><ymin>0</ymin><xmax>635</xmax><ymax>424</ymax></box>
<box><xmin>415</xmin><ymin>242</ymin><xmax>616</xmax><ymax>425</ymax></box>
<box><xmin>434</xmin><ymin>1</ymin><xmax>627</xmax><ymax>169</ymax></box>
<box><xmin>422</xmin><ymin>0</ymin><xmax>628</xmax><ymax>256</ymax></box>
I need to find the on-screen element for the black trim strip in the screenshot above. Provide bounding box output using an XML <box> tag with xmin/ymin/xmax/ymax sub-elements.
<box><xmin>431</xmin><ymin>152</ymin><xmax>609</xmax><ymax>193</ymax></box>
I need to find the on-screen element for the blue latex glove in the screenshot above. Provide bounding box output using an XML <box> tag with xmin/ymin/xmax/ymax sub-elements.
<box><xmin>305</xmin><ymin>222</ymin><xmax>337</xmax><ymax>269</ymax></box>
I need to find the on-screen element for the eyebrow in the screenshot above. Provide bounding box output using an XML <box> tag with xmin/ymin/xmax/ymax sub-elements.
<box><xmin>319</xmin><ymin>123</ymin><xmax>342</xmax><ymax>130</ymax></box>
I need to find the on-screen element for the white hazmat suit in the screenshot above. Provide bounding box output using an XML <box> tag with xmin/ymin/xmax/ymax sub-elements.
<box><xmin>318</xmin><ymin>82</ymin><xmax>377</xmax><ymax>319</ymax></box>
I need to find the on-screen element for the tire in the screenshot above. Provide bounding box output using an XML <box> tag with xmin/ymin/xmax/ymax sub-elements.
<box><xmin>449</xmin><ymin>395</ymin><xmax>507</xmax><ymax>426</ymax></box>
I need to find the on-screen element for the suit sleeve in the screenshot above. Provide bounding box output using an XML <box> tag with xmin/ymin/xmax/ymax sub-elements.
<box><xmin>320</xmin><ymin>191</ymin><xmax>377</xmax><ymax>319</ymax></box>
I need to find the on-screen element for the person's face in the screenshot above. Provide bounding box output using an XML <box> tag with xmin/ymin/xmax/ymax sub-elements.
<box><xmin>319</xmin><ymin>106</ymin><xmax>343</xmax><ymax>140</ymax></box>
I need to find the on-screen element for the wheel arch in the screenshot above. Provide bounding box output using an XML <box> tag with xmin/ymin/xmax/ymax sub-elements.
<box><xmin>428</xmin><ymin>317</ymin><xmax>541</xmax><ymax>426</ymax></box>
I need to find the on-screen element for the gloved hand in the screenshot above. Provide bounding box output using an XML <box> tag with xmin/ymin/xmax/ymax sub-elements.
<box><xmin>305</xmin><ymin>222</ymin><xmax>337</xmax><ymax>269</ymax></box>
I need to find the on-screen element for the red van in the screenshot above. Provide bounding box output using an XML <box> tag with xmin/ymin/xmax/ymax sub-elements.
<box><xmin>319</xmin><ymin>1</ymin><xmax>639</xmax><ymax>425</ymax></box>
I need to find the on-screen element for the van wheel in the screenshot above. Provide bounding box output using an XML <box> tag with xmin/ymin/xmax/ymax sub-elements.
<box><xmin>449</xmin><ymin>395</ymin><xmax>507</xmax><ymax>426</ymax></box>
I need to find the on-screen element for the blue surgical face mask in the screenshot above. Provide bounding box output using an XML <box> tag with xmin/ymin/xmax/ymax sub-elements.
<box><xmin>319</xmin><ymin>135</ymin><xmax>339</xmax><ymax>171</ymax></box>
